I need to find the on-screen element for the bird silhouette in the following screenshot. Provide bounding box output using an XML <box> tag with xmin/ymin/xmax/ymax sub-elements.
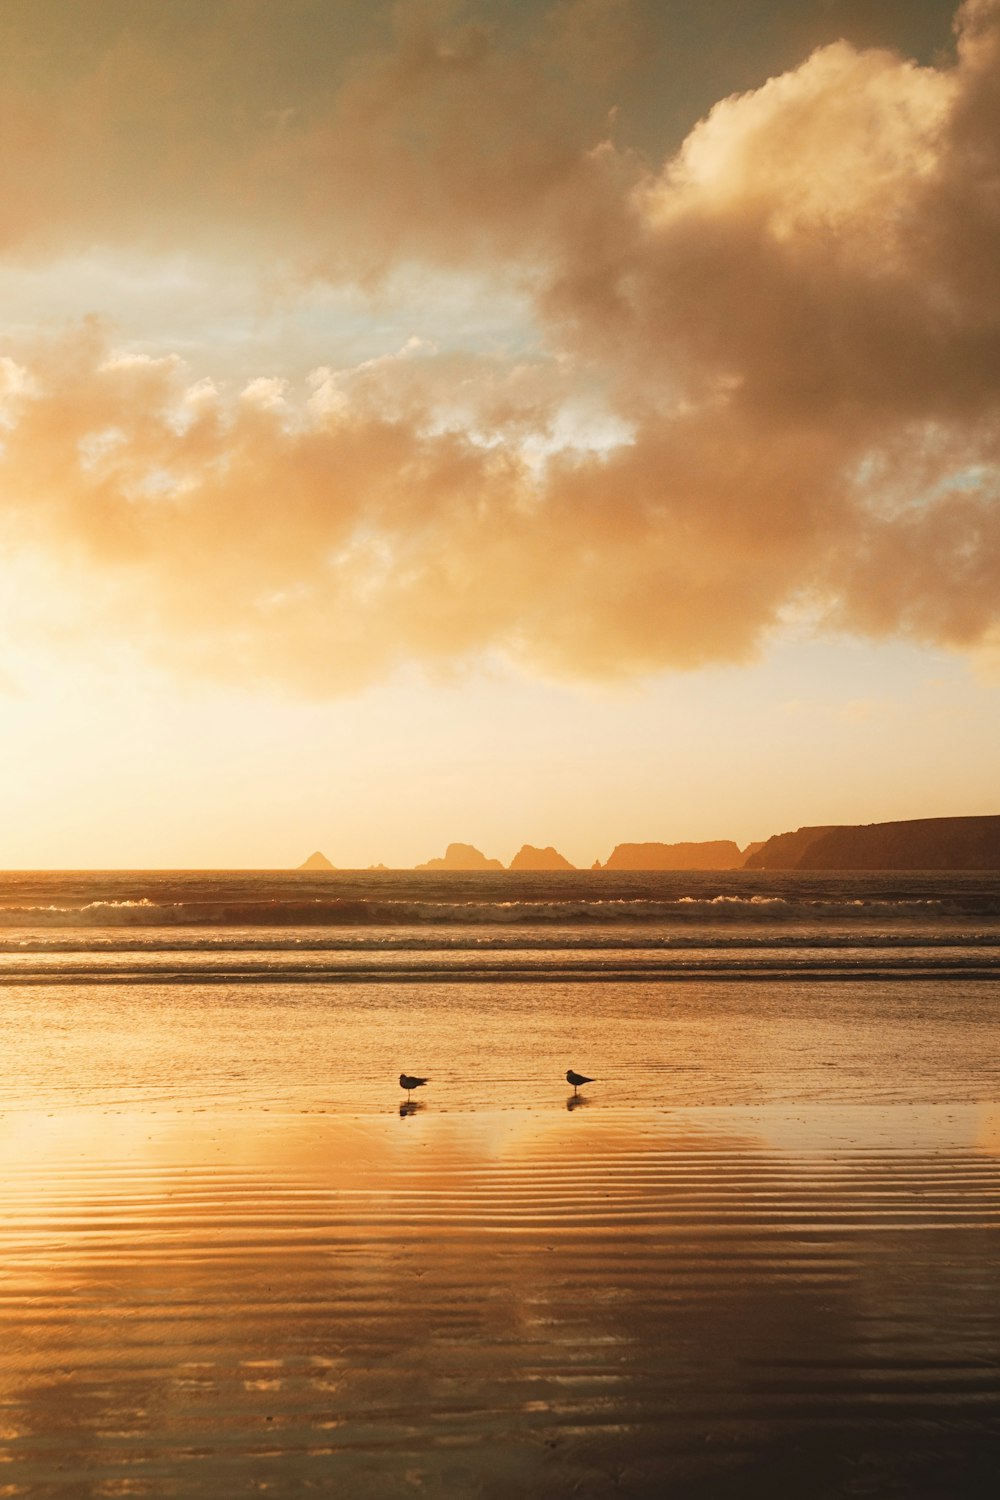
<box><xmin>399</xmin><ymin>1073</ymin><xmax>428</xmax><ymax>1100</ymax></box>
<box><xmin>566</xmin><ymin>1069</ymin><xmax>594</xmax><ymax>1096</ymax></box>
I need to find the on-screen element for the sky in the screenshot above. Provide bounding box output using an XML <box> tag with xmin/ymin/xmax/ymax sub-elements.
<box><xmin>1</xmin><ymin>0</ymin><xmax>999</xmax><ymax>869</ymax></box>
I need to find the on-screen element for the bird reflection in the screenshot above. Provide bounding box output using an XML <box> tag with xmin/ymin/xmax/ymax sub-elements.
<box><xmin>399</xmin><ymin>1100</ymin><xmax>424</xmax><ymax>1117</ymax></box>
<box><xmin>566</xmin><ymin>1092</ymin><xmax>591</xmax><ymax>1112</ymax></box>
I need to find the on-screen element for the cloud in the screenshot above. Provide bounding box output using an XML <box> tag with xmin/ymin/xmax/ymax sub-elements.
<box><xmin>1</xmin><ymin>322</ymin><xmax>816</xmax><ymax>688</ymax></box>
<box><xmin>1</xmin><ymin>2</ymin><xmax>1000</xmax><ymax>691</ymax></box>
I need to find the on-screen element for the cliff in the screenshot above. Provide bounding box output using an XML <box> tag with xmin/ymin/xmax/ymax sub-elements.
<box><xmin>797</xmin><ymin>815</ymin><xmax>1000</xmax><ymax>870</ymax></box>
<box><xmin>602</xmin><ymin>840</ymin><xmax>745</xmax><ymax>871</ymax></box>
<box><xmin>508</xmin><ymin>844</ymin><xmax>575</xmax><ymax>871</ymax></box>
<box><xmin>746</xmin><ymin>816</ymin><xmax>1000</xmax><ymax>870</ymax></box>
<box><xmin>415</xmin><ymin>842</ymin><xmax>505</xmax><ymax>871</ymax></box>
<box><xmin>743</xmin><ymin>828</ymin><xmax>841</xmax><ymax>870</ymax></box>
<box><xmin>298</xmin><ymin>850</ymin><xmax>335</xmax><ymax>870</ymax></box>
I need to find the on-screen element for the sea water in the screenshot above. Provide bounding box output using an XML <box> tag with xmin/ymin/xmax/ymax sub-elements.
<box><xmin>1</xmin><ymin>868</ymin><xmax>999</xmax><ymax>1111</ymax></box>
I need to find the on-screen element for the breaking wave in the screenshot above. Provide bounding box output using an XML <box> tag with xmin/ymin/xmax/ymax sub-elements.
<box><xmin>1</xmin><ymin>893</ymin><xmax>999</xmax><ymax>928</ymax></box>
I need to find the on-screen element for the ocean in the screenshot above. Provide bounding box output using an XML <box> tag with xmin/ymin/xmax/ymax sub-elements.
<box><xmin>1</xmin><ymin>868</ymin><xmax>999</xmax><ymax>1495</ymax></box>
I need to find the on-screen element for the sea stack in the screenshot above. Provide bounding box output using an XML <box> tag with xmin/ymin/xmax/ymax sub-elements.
<box><xmin>415</xmin><ymin>842</ymin><xmax>505</xmax><ymax>871</ymax></box>
<box><xmin>298</xmin><ymin>851</ymin><xmax>335</xmax><ymax>870</ymax></box>
<box><xmin>601</xmin><ymin>841</ymin><xmax>744</xmax><ymax>870</ymax></box>
<box><xmin>508</xmin><ymin>845</ymin><xmax>575</xmax><ymax>871</ymax></box>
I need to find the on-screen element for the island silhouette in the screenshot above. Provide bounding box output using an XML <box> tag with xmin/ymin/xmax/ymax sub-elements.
<box><xmin>415</xmin><ymin>842</ymin><xmax>505</xmax><ymax>871</ymax></box>
<box><xmin>298</xmin><ymin>851</ymin><xmax>336</xmax><ymax>870</ymax></box>
<box><xmin>297</xmin><ymin>815</ymin><xmax>1000</xmax><ymax>873</ymax></box>
<box><xmin>747</xmin><ymin>815</ymin><xmax>1000</xmax><ymax>870</ymax></box>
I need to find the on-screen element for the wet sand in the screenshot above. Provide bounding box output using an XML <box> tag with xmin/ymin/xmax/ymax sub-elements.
<box><xmin>2</xmin><ymin>1102</ymin><xmax>999</xmax><ymax>1497</ymax></box>
<box><xmin>3</xmin><ymin>975</ymin><xmax>1000</xmax><ymax>1113</ymax></box>
<box><xmin>2</xmin><ymin>964</ymin><xmax>999</xmax><ymax>1494</ymax></box>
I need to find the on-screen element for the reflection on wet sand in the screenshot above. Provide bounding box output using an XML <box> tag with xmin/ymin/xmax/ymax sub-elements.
<box><xmin>3</xmin><ymin>975</ymin><xmax>1000</xmax><ymax>1115</ymax></box>
<box><xmin>0</xmin><ymin>1105</ymin><xmax>998</xmax><ymax>1497</ymax></box>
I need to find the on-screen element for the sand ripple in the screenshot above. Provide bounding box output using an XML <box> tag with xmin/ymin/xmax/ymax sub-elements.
<box><xmin>0</xmin><ymin>1109</ymin><xmax>998</xmax><ymax>1496</ymax></box>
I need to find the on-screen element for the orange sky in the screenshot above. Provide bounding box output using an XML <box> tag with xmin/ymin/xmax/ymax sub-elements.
<box><xmin>1</xmin><ymin>0</ymin><xmax>998</xmax><ymax>867</ymax></box>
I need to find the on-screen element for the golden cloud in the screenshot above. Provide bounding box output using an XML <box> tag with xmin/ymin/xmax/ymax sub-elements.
<box><xmin>1</xmin><ymin>1</ymin><xmax>999</xmax><ymax>690</ymax></box>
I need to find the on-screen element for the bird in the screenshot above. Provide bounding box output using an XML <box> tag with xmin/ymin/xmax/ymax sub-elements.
<box><xmin>399</xmin><ymin>1073</ymin><xmax>428</xmax><ymax>1100</ymax></box>
<box><xmin>566</xmin><ymin>1069</ymin><xmax>594</xmax><ymax>1096</ymax></box>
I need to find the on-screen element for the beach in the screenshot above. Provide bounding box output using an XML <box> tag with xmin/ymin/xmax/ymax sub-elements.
<box><xmin>6</xmin><ymin>0</ymin><xmax>1000</xmax><ymax>1490</ymax></box>
<box><xmin>2</xmin><ymin>1103</ymin><xmax>999</xmax><ymax>1497</ymax></box>
<box><xmin>1</xmin><ymin>870</ymin><xmax>999</xmax><ymax>1496</ymax></box>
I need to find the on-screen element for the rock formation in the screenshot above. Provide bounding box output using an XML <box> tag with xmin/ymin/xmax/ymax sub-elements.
<box><xmin>415</xmin><ymin>842</ymin><xmax>504</xmax><ymax>871</ymax></box>
<box><xmin>298</xmin><ymin>851</ymin><xmax>335</xmax><ymax>870</ymax></box>
<box><xmin>743</xmin><ymin>828</ymin><xmax>840</xmax><ymax>869</ymax></box>
<box><xmin>602</xmin><ymin>841</ymin><xmax>745</xmax><ymax>870</ymax></box>
<box><xmin>508</xmin><ymin>845</ymin><xmax>575</xmax><ymax>871</ymax></box>
<box><xmin>746</xmin><ymin>816</ymin><xmax>1000</xmax><ymax>870</ymax></box>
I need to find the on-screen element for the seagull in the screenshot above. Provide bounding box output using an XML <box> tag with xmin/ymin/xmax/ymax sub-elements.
<box><xmin>566</xmin><ymin>1069</ymin><xmax>594</xmax><ymax>1096</ymax></box>
<box><xmin>399</xmin><ymin>1073</ymin><xmax>428</xmax><ymax>1100</ymax></box>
